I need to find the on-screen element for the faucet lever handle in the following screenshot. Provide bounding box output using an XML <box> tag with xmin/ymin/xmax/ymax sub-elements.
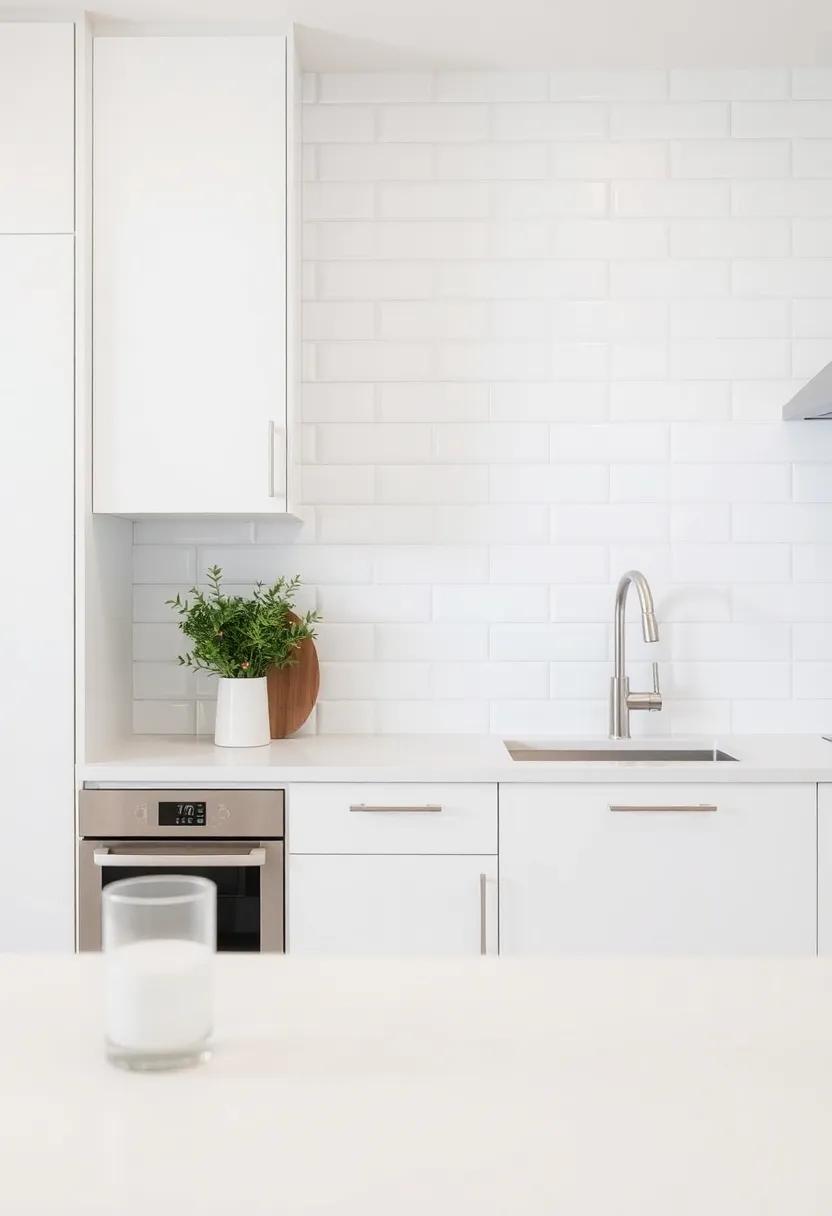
<box><xmin>651</xmin><ymin>661</ymin><xmax>661</xmax><ymax>695</ymax></box>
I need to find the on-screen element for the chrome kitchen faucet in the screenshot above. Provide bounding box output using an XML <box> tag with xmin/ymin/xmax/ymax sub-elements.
<box><xmin>609</xmin><ymin>570</ymin><xmax>663</xmax><ymax>739</ymax></box>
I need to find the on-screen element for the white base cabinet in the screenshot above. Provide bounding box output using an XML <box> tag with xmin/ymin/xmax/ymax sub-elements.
<box><xmin>500</xmin><ymin>783</ymin><xmax>816</xmax><ymax>956</ymax></box>
<box><xmin>289</xmin><ymin>855</ymin><xmax>498</xmax><ymax>956</ymax></box>
<box><xmin>287</xmin><ymin>784</ymin><xmax>498</xmax><ymax>956</ymax></box>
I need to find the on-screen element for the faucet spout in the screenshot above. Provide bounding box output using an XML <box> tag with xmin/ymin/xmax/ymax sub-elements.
<box><xmin>610</xmin><ymin>570</ymin><xmax>662</xmax><ymax>739</ymax></box>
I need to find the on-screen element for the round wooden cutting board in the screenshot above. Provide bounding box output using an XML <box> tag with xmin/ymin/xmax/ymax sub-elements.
<box><xmin>266</xmin><ymin>616</ymin><xmax>320</xmax><ymax>739</ymax></box>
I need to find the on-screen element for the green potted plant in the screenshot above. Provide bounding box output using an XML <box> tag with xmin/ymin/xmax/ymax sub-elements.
<box><xmin>167</xmin><ymin>567</ymin><xmax>319</xmax><ymax>748</ymax></box>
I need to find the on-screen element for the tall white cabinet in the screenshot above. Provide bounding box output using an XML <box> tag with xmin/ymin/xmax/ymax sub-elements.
<box><xmin>0</xmin><ymin>23</ymin><xmax>75</xmax><ymax>949</ymax></box>
<box><xmin>93</xmin><ymin>35</ymin><xmax>294</xmax><ymax>516</ymax></box>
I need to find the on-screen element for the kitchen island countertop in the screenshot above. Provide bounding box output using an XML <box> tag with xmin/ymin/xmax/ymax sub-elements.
<box><xmin>1</xmin><ymin>953</ymin><xmax>831</xmax><ymax>1214</ymax></box>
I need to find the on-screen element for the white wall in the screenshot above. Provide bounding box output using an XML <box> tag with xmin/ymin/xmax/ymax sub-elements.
<box><xmin>133</xmin><ymin>68</ymin><xmax>832</xmax><ymax>737</ymax></box>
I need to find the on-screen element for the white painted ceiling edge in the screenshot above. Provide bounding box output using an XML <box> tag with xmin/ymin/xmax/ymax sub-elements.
<box><xmin>4</xmin><ymin>0</ymin><xmax>832</xmax><ymax>67</ymax></box>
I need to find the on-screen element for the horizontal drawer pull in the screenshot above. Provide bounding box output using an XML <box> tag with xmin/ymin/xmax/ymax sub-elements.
<box><xmin>348</xmin><ymin>803</ymin><xmax>442</xmax><ymax>814</ymax></box>
<box><xmin>609</xmin><ymin>804</ymin><xmax>718</xmax><ymax>814</ymax></box>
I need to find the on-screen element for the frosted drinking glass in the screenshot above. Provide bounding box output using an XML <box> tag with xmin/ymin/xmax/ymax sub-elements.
<box><xmin>103</xmin><ymin>875</ymin><xmax>216</xmax><ymax>1071</ymax></box>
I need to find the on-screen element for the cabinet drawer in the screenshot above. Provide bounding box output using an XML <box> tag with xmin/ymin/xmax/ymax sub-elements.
<box><xmin>500</xmin><ymin>782</ymin><xmax>816</xmax><ymax>956</ymax></box>
<box><xmin>288</xmin><ymin>784</ymin><xmax>497</xmax><ymax>855</ymax></box>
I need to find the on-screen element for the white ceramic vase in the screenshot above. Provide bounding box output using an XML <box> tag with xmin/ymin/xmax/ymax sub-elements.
<box><xmin>214</xmin><ymin>677</ymin><xmax>270</xmax><ymax>748</ymax></box>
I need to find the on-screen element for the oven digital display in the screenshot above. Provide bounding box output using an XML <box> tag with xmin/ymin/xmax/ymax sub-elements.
<box><xmin>158</xmin><ymin>801</ymin><xmax>207</xmax><ymax>827</ymax></box>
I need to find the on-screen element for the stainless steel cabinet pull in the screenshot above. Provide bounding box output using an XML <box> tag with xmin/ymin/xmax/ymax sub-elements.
<box><xmin>608</xmin><ymin>804</ymin><xmax>718</xmax><ymax>814</ymax></box>
<box><xmin>479</xmin><ymin>872</ymin><xmax>487</xmax><ymax>956</ymax></box>
<box><xmin>93</xmin><ymin>847</ymin><xmax>267</xmax><ymax>867</ymax></box>
<box><xmin>268</xmin><ymin>420</ymin><xmax>277</xmax><ymax>497</ymax></box>
<box><xmin>348</xmin><ymin>803</ymin><xmax>442</xmax><ymax>814</ymax></box>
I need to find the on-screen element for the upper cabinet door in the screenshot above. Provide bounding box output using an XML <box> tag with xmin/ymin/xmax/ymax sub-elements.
<box><xmin>0</xmin><ymin>23</ymin><xmax>74</xmax><ymax>233</ymax></box>
<box><xmin>93</xmin><ymin>36</ymin><xmax>289</xmax><ymax>515</ymax></box>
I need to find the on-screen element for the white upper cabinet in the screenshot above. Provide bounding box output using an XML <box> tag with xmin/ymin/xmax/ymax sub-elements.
<box><xmin>500</xmin><ymin>783</ymin><xmax>817</xmax><ymax>956</ymax></box>
<box><xmin>93</xmin><ymin>35</ymin><xmax>293</xmax><ymax>515</ymax></box>
<box><xmin>0</xmin><ymin>23</ymin><xmax>74</xmax><ymax>233</ymax></box>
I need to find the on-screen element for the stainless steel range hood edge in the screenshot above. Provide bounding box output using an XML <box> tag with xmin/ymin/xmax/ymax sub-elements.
<box><xmin>783</xmin><ymin>361</ymin><xmax>832</xmax><ymax>420</ymax></box>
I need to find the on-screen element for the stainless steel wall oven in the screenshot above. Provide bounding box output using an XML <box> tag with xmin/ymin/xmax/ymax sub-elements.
<box><xmin>78</xmin><ymin>789</ymin><xmax>284</xmax><ymax>952</ymax></box>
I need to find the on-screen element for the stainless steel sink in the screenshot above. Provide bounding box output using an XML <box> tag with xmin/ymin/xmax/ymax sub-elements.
<box><xmin>505</xmin><ymin>743</ymin><xmax>738</xmax><ymax>763</ymax></box>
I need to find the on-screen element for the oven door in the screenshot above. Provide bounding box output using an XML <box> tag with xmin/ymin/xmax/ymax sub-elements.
<box><xmin>77</xmin><ymin>839</ymin><xmax>283</xmax><ymax>953</ymax></box>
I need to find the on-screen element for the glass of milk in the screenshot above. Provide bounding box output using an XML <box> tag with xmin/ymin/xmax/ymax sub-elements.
<box><xmin>102</xmin><ymin>875</ymin><xmax>216</xmax><ymax>1071</ymax></box>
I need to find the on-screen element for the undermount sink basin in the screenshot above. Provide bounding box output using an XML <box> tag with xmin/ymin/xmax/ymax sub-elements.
<box><xmin>505</xmin><ymin>743</ymin><xmax>738</xmax><ymax>763</ymax></box>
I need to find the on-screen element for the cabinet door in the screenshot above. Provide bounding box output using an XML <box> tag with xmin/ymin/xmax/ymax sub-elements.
<box><xmin>288</xmin><ymin>855</ymin><xmax>498</xmax><ymax>956</ymax></box>
<box><xmin>818</xmin><ymin>785</ymin><xmax>832</xmax><ymax>955</ymax></box>
<box><xmin>0</xmin><ymin>237</ymin><xmax>74</xmax><ymax>948</ymax></box>
<box><xmin>93</xmin><ymin>36</ymin><xmax>287</xmax><ymax>515</ymax></box>
<box><xmin>0</xmin><ymin>23</ymin><xmax>74</xmax><ymax>233</ymax></box>
<box><xmin>500</xmin><ymin>783</ymin><xmax>815</xmax><ymax>956</ymax></box>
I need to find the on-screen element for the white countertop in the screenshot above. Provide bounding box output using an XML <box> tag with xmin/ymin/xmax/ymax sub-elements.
<box><xmin>80</xmin><ymin>732</ymin><xmax>832</xmax><ymax>785</ymax></box>
<box><xmin>2</xmin><ymin>953</ymin><xmax>831</xmax><ymax>1214</ymax></box>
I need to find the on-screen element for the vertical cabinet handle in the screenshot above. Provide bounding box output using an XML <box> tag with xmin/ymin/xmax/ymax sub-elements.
<box><xmin>268</xmin><ymin>419</ymin><xmax>276</xmax><ymax>497</ymax></box>
<box><xmin>268</xmin><ymin>420</ymin><xmax>284</xmax><ymax>498</ymax></box>
<box><xmin>479</xmin><ymin>872</ymin><xmax>487</xmax><ymax>956</ymax></box>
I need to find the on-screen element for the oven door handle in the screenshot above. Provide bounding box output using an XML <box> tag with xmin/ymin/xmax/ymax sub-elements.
<box><xmin>92</xmin><ymin>847</ymin><xmax>267</xmax><ymax>868</ymax></box>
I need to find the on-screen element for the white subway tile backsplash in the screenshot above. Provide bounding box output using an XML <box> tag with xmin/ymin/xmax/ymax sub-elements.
<box><xmin>669</xmin><ymin>218</ymin><xmax>790</xmax><ymax>258</ymax></box>
<box><xmin>669</xmin><ymin>69</ymin><xmax>788</xmax><ymax>100</ymax></box>
<box><xmin>494</xmin><ymin>181</ymin><xmax>607</xmax><ymax>219</ymax></box>
<box><xmin>321</xmin><ymin>661</ymin><xmax>431</xmax><ymax>700</ymax></box>
<box><xmin>379</xmin><ymin>300</ymin><xmax>489</xmax><ymax>340</ymax></box>
<box><xmin>732</xmin><ymin>259</ymin><xmax>832</xmax><ymax>298</ymax></box>
<box><xmin>732</xmin><ymin>181</ymin><xmax>832</xmax><ymax>216</ymax></box>
<box><xmin>433</xmin><ymin>585</ymin><xmax>548</xmax><ymax>622</ymax></box>
<box><xmin>376</xmin><ymin>623</ymin><xmax>488</xmax><ymax>661</ymax></box>
<box><xmin>303</xmin><ymin>105</ymin><xmax>374</xmax><ymax>143</ymax></box>
<box><xmin>489</xmin><ymin>464</ymin><xmax>608</xmax><ymax>503</ymax></box>
<box><xmin>670</xmin><ymin>139</ymin><xmax>789</xmax><ymax>178</ymax></box>
<box><xmin>303</xmin><ymin>182</ymin><xmax>375</xmax><ymax>220</ymax></box>
<box><xmin>669</xmin><ymin>339</ymin><xmax>790</xmax><ymax>379</ymax></box>
<box><xmin>610</xmin><ymin>260</ymin><xmax>729</xmax><ymax>298</ymax></box>
<box><xmin>551</xmin><ymin>503</ymin><xmax>669</xmax><ymax>542</ymax></box>
<box><xmin>133</xmin><ymin>70</ymin><xmax>832</xmax><ymax>736</ymax></box>
<box><xmin>315</xmin><ymin>261</ymin><xmax>434</xmax><ymax>301</ymax></box>
<box><xmin>489</xmin><ymin>544</ymin><xmax>607</xmax><ymax>582</ymax></box>
<box><xmin>732</xmin><ymin>101</ymin><xmax>832</xmax><ymax>138</ymax></box>
<box><xmin>317</xmin><ymin>74</ymin><xmax>432</xmax><ymax>104</ymax></box>
<box><xmin>611</xmin><ymin>381</ymin><xmax>730</xmax><ymax>420</ymax></box>
<box><xmin>133</xmin><ymin>701</ymin><xmax>195</xmax><ymax>735</ymax></box>
<box><xmin>316</xmin><ymin>143</ymin><xmax>433</xmax><ymax>180</ymax></box>
<box><xmin>493</xmin><ymin>103</ymin><xmax>607</xmax><ymax>141</ymax></box>
<box><xmin>670</xmin><ymin>299</ymin><xmax>789</xmax><ymax>339</ymax></box>
<box><xmin>379</xmin><ymin>382</ymin><xmax>490</xmax><ymax>422</ymax></box>
<box><xmin>613</xmin><ymin>180</ymin><xmax>729</xmax><ymax>217</ymax></box>
<box><xmin>550</xmin><ymin>422</ymin><xmax>668</xmax><ymax>461</ymax></box>
<box><xmin>434</xmin><ymin>142</ymin><xmax>548</xmax><ymax>180</ymax></box>
<box><xmin>792</xmin><ymin>140</ymin><xmax>832</xmax><ymax>176</ymax></box>
<box><xmin>611</xmin><ymin>102</ymin><xmax>728</xmax><ymax>139</ymax></box>
<box><xmin>378</xmin><ymin>182</ymin><xmax>490</xmax><ymax>219</ymax></box>
<box><xmin>550</xmin><ymin>219</ymin><xmax>667</xmax><ymax>259</ymax></box>
<box><xmin>435</xmin><ymin>259</ymin><xmax>607</xmax><ymax>300</ymax></box>
<box><xmin>550</xmin><ymin>69</ymin><xmax>667</xmax><ymax>100</ymax></box>
<box><xmin>434</xmin><ymin>71</ymin><xmax>548</xmax><ymax>102</ymax></box>
<box><xmin>550</xmin><ymin>141</ymin><xmax>668</xmax><ymax>178</ymax></box>
<box><xmin>377</xmin><ymin>464</ymin><xmax>488</xmax><ymax>504</ymax></box>
<box><xmin>378</xmin><ymin>104</ymin><xmax>489</xmax><ymax>142</ymax></box>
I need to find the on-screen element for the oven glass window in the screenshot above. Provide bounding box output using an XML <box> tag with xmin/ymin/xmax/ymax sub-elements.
<box><xmin>100</xmin><ymin>865</ymin><xmax>260</xmax><ymax>952</ymax></box>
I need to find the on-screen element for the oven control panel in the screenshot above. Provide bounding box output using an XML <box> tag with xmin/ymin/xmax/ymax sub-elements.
<box><xmin>158</xmin><ymin>800</ymin><xmax>207</xmax><ymax>827</ymax></box>
<box><xmin>78</xmin><ymin>790</ymin><xmax>285</xmax><ymax>838</ymax></box>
